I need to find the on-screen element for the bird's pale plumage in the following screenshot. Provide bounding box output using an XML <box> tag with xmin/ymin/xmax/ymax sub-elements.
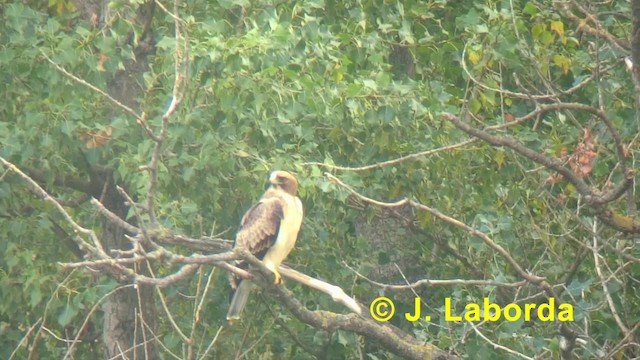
<box><xmin>226</xmin><ymin>171</ymin><xmax>304</xmax><ymax>321</ymax></box>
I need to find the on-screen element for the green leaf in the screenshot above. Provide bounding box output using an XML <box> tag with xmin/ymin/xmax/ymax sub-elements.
<box><xmin>58</xmin><ymin>305</ymin><xmax>78</xmax><ymax>327</ymax></box>
<box><xmin>523</xmin><ymin>2</ymin><xmax>538</xmax><ymax>16</ymax></box>
<box><xmin>362</xmin><ymin>79</ymin><xmax>377</xmax><ymax>91</ymax></box>
<box><xmin>29</xmin><ymin>286</ymin><xmax>42</xmax><ymax>307</ymax></box>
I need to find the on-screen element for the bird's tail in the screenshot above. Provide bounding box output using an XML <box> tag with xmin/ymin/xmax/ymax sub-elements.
<box><xmin>226</xmin><ymin>280</ymin><xmax>252</xmax><ymax>321</ymax></box>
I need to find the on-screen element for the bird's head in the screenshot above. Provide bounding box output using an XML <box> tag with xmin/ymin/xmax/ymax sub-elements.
<box><xmin>269</xmin><ymin>171</ymin><xmax>299</xmax><ymax>196</ymax></box>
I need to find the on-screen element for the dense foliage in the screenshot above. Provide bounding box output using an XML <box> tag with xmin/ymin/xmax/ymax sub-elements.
<box><xmin>1</xmin><ymin>0</ymin><xmax>638</xmax><ymax>358</ymax></box>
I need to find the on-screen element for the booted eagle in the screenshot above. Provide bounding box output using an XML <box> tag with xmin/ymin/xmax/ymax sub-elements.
<box><xmin>226</xmin><ymin>171</ymin><xmax>304</xmax><ymax>321</ymax></box>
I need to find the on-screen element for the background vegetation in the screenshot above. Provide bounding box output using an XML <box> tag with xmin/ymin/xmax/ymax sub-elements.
<box><xmin>1</xmin><ymin>0</ymin><xmax>638</xmax><ymax>358</ymax></box>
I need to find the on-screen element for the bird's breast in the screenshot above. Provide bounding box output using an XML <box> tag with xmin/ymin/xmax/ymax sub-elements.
<box><xmin>262</xmin><ymin>195</ymin><xmax>303</xmax><ymax>266</ymax></box>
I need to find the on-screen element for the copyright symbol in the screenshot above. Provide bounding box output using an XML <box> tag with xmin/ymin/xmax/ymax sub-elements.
<box><xmin>370</xmin><ymin>297</ymin><xmax>395</xmax><ymax>322</ymax></box>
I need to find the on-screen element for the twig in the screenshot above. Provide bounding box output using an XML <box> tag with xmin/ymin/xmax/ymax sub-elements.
<box><xmin>304</xmin><ymin>139</ymin><xmax>477</xmax><ymax>172</ymax></box>
<box><xmin>0</xmin><ymin>156</ymin><xmax>106</xmax><ymax>258</ymax></box>
<box><xmin>487</xmin><ymin>102</ymin><xmax>603</xmax><ymax>130</ymax></box>
<box><xmin>558</xmin><ymin>0</ymin><xmax>629</xmax><ymax>52</ymax></box>
<box><xmin>199</xmin><ymin>326</ymin><xmax>223</xmax><ymax>360</ymax></box>
<box><xmin>40</xmin><ymin>326</ymin><xmax>80</xmax><ymax>344</ymax></box>
<box><xmin>151</xmin><ymin>269</ymin><xmax>191</xmax><ymax>344</ymax></box>
<box><xmin>10</xmin><ymin>318</ymin><xmax>42</xmax><ymax>360</ymax></box>
<box><xmin>135</xmin><ymin>280</ymin><xmax>152</xmax><ymax>359</ymax></box>
<box><xmin>42</xmin><ymin>53</ymin><xmax>143</xmax><ymax>121</ymax></box>
<box><xmin>605</xmin><ymin>322</ymin><xmax>640</xmax><ymax>358</ymax></box>
<box><xmin>136</xmin><ymin>264</ymin><xmax>200</xmax><ymax>287</ymax></box>
<box><xmin>469</xmin><ymin>322</ymin><xmax>534</xmax><ymax>360</ymax></box>
<box><xmin>326</xmin><ymin>172</ymin><xmax>545</xmax><ymax>284</ymax></box>
<box><xmin>344</xmin><ymin>262</ymin><xmax>527</xmax><ymax>291</ymax></box>
<box><xmin>116</xmin><ymin>186</ymin><xmax>154</xmax><ymax>251</ymax></box>
<box><xmin>91</xmin><ymin>198</ymin><xmax>140</xmax><ymax>234</ymax></box>
<box><xmin>62</xmin><ymin>284</ymin><xmax>136</xmax><ymax>360</ymax></box>
<box><xmin>146</xmin><ymin>0</ymin><xmax>189</xmax><ymax>226</ymax></box>
<box><xmin>189</xmin><ymin>266</ymin><xmax>216</xmax><ymax>359</ymax></box>
<box><xmin>442</xmin><ymin>113</ymin><xmax>598</xmax><ymax>201</ymax></box>
<box><xmin>137</xmin><ymin>314</ymin><xmax>183</xmax><ymax>360</ymax></box>
<box><xmin>461</xmin><ymin>43</ymin><xmax>595</xmax><ymax>101</ymax></box>
<box><xmin>60</xmin><ymin>250</ymin><xmax>236</xmax><ymax>270</ymax></box>
<box><xmin>591</xmin><ymin>219</ymin><xmax>630</xmax><ymax>337</ymax></box>
<box><xmin>326</xmin><ymin>170</ymin><xmax>583</xmax><ymax>356</ymax></box>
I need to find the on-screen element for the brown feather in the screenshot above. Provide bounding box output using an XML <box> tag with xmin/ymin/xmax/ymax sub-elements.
<box><xmin>228</xmin><ymin>190</ymin><xmax>285</xmax><ymax>292</ymax></box>
<box><xmin>227</xmin><ymin>171</ymin><xmax>303</xmax><ymax>321</ymax></box>
<box><xmin>235</xmin><ymin>196</ymin><xmax>284</xmax><ymax>258</ymax></box>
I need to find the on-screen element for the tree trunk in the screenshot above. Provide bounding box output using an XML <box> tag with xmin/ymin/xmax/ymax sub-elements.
<box><xmin>69</xmin><ymin>0</ymin><xmax>158</xmax><ymax>357</ymax></box>
<box><xmin>100</xmin><ymin>181</ymin><xmax>158</xmax><ymax>359</ymax></box>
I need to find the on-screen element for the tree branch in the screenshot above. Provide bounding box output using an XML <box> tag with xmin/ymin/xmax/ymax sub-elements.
<box><xmin>1</xmin><ymin>156</ymin><xmax>105</xmax><ymax>258</ymax></box>
<box><xmin>556</xmin><ymin>1</ymin><xmax>630</xmax><ymax>52</ymax></box>
<box><xmin>144</xmin><ymin>0</ymin><xmax>189</xmax><ymax>226</ymax></box>
<box><xmin>442</xmin><ymin>113</ymin><xmax>597</xmax><ymax>199</ymax></box>
<box><xmin>304</xmin><ymin>139</ymin><xmax>477</xmax><ymax>172</ymax></box>
<box><xmin>42</xmin><ymin>53</ymin><xmax>144</xmax><ymax>122</ymax></box>
<box><xmin>442</xmin><ymin>112</ymin><xmax>640</xmax><ymax>233</ymax></box>
<box><xmin>344</xmin><ymin>262</ymin><xmax>527</xmax><ymax>291</ymax></box>
<box><xmin>267</xmin><ymin>284</ymin><xmax>456</xmax><ymax>360</ymax></box>
<box><xmin>324</xmin><ymin>172</ymin><xmax>582</xmax><ymax>348</ymax></box>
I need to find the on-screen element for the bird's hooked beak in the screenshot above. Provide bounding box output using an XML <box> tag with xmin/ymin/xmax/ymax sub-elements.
<box><xmin>269</xmin><ymin>171</ymin><xmax>282</xmax><ymax>185</ymax></box>
<box><xmin>267</xmin><ymin>171</ymin><xmax>298</xmax><ymax>195</ymax></box>
<box><xmin>269</xmin><ymin>171</ymin><xmax>278</xmax><ymax>184</ymax></box>
<box><xmin>267</xmin><ymin>171</ymin><xmax>281</xmax><ymax>189</ymax></box>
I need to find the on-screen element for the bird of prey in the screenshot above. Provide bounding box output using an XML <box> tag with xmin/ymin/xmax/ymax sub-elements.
<box><xmin>226</xmin><ymin>171</ymin><xmax>304</xmax><ymax>321</ymax></box>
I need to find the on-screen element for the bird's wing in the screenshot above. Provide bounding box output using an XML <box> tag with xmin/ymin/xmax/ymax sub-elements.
<box><xmin>227</xmin><ymin>196</ymin><xmax>285</xmax><ymax>321</ymax></box>
<box><xmin>234</xmin><ymin>196</ymin><xmax>284</xmax><ymax>259</ymax></box>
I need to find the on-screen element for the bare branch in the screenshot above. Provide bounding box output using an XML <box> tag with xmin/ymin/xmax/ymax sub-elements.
<box><xmin>10</xmin><ymin>319</ymin><xmax>42</xmax><ymax>360</ymax></box>
<box><xmin>60</xmin><ymin>250</ymin><xmax>238</xmax><ymax>270</ymax></box>
<box><xmin>58</xmin><ymin>231</ymin><xmax>454</xmax><ymax>359</ymax></box>
<box><xmin>488</xmin><ymin>102</ymin><xmax>603</xmax><ymax>131</ymax></box>
<box><xmin>0</xmin><ymin>156</ymin><xmax>106</xmax><ymax>258</ymax></box>
<box><xmin>443</xmin><ymin>113</ymin><xmax>640</xmax><ymax>233</ymax></box>
<box><xmin>267</xmin><ymin>282</ymin><xmax>456</xmax><ymax>360</ymax></box>
<box><xmin>605</xmin><ymin>322</ymin><xmax>640</xmax><ymax>358</ymax></box>
<box><xmin>42</xmin><ymin>53</ymin><xmax>144</xmax><ymax>122</ymax></box>
<box><xmin>344</xmin><ymin>262</ymin><xmax>527</xmax><ymax>291</ymax></box>
<box><xmin>62</xmin><ymin>284</ymin><xmax>136</xmax><ymax>360</ymax></box>
<box><xmin>591</xmin><ymin>220</ymin><xmax>631</xmax><ymax>338</ymax></box>
<box><xmin>91</xmin><ymin>198</ymin><xmax>140</xmax><ymax>234</ymax></box>
<box><xmin>116</xmin><ymin>186</ymin><xmax>154</xmax><ymax>249</ymax></box>
<box><xmin>325</xmin><ymin>172</ymin><xmax>583</xmax><ymax>345</ymax></box>
<box><xmin>555</xmin><ymin>1</ymin><xmax>630</xmax><ymax>52</ymax></box>
<box><xmin>199</xmin><ymin>326</ymin><xmax>223</xmax><ymax>360</ymax></box>
<box><xmin>136</xmin><ymin>264</ymin><xmax>200</xmax><ymax>287</ymax></box>
<box><xmin>155</xmin><ymin>275</ymin><xmax>191</xmax><ymax>345</ymax></box>
<box><xmin>153</xmin><ymin>233</ymin><xmax>233</xmax><ymax>253</ymax></box>
<box><xmin>461</xmin><ymin>43</ymin><xmax>596</xmax><ymax>101</ymax></box>
<box><xmin>304</xmin><ymin>139</ymin><xmax>477</xmax><ymax>172</ymax></box>
<box><xmin>187</xmin><ymin>266</ymin><xmax>217</xmax><ymax>358</ymax></box>
<box><xmin>325</xmin><ymin>172</ymin><xmax>546</xmax><ymax>284</ymax></box>
<box><xmin>145</xmin><ymin>0</ymin><xmax>189</xmax><ymax>226</ymax></box>
<box><xmin>441</xmin><ymin>113</ymin><xmax>597</xmax><ymax>200</ymax></box>
<box><xmin>469</xmin><ymin>322</ymin><xmax>534</xmax><ymax>360</ymax></box>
